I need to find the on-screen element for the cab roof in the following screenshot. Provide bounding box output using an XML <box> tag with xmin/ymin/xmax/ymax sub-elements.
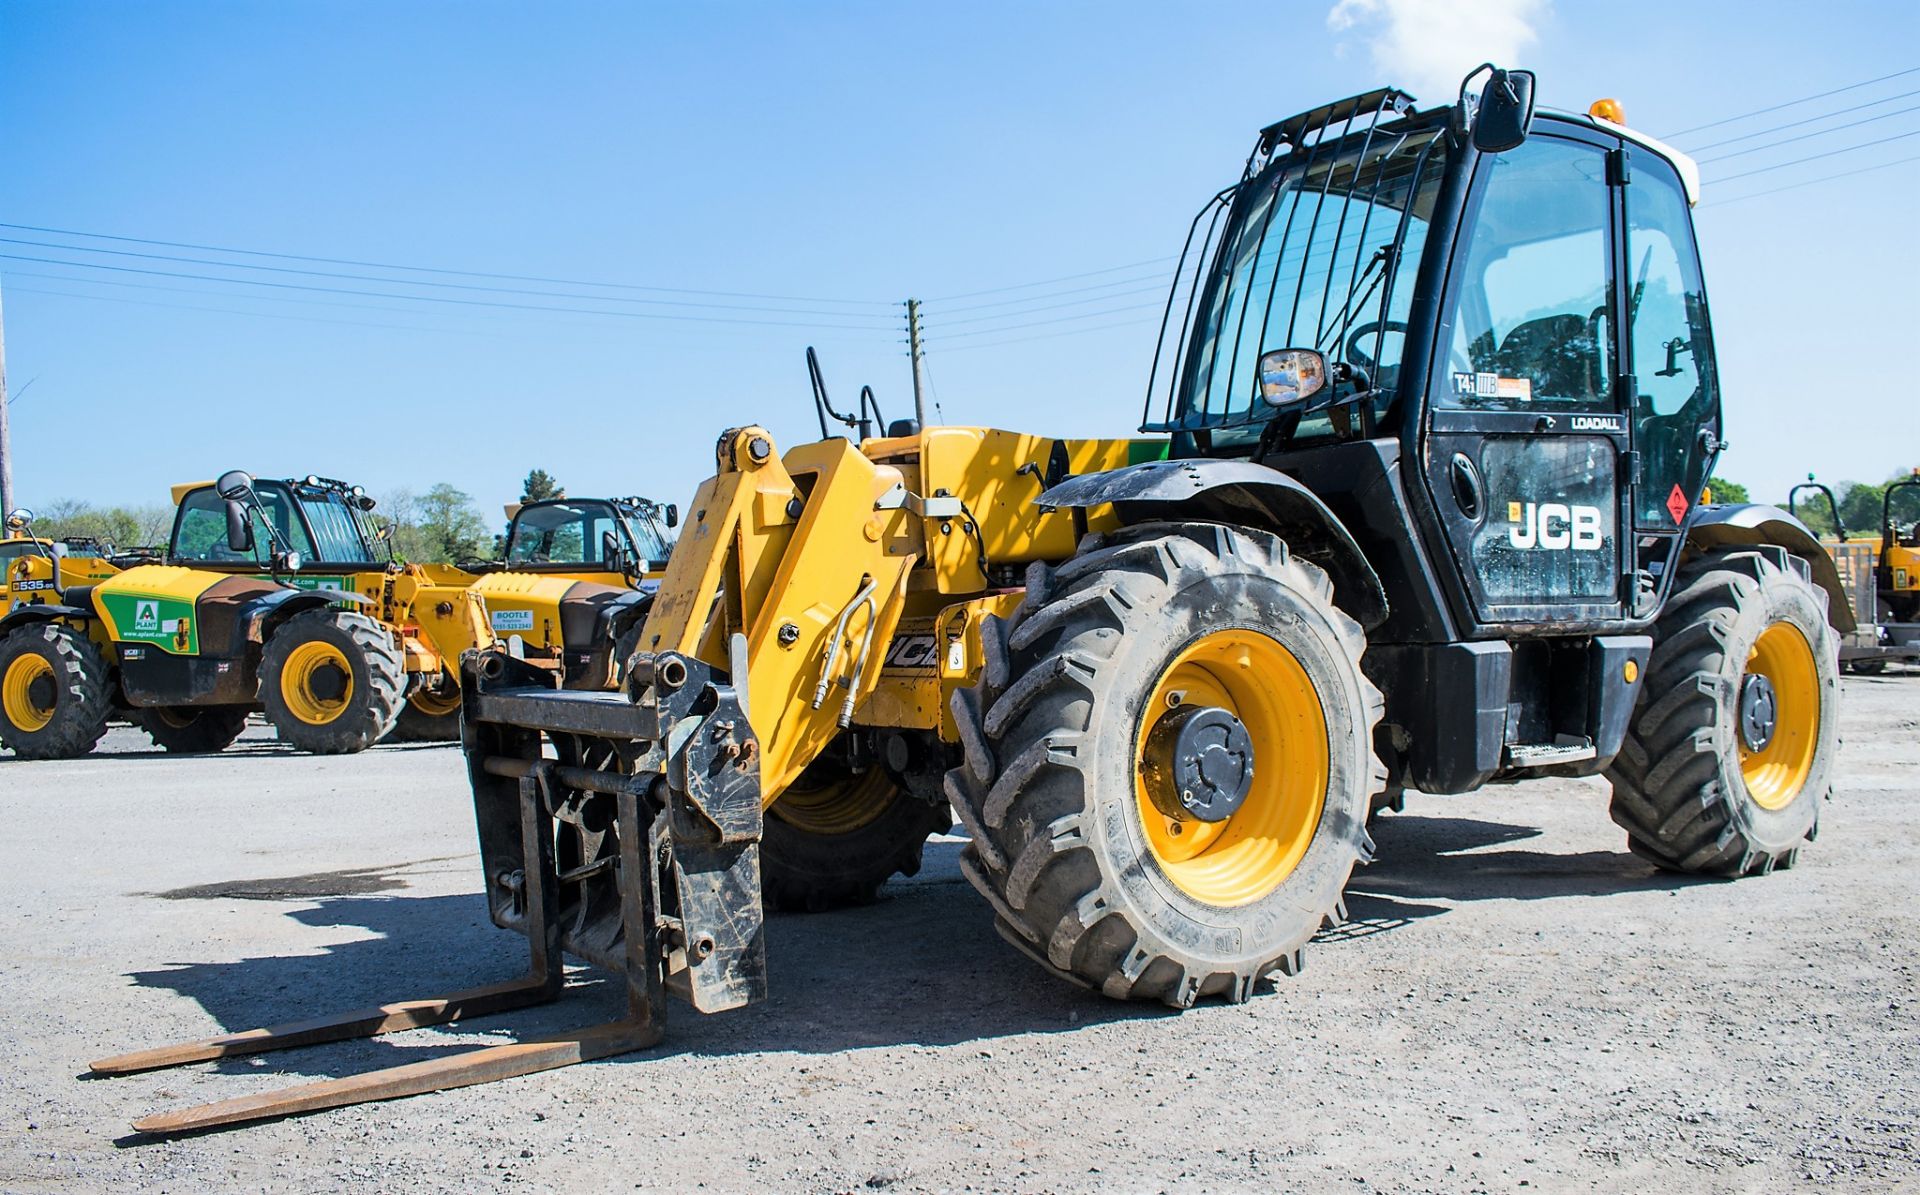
<box><xmin>1538</xmin><ymin>108</ymin><xmax>1702</xmax><ymax>205</ymax></box>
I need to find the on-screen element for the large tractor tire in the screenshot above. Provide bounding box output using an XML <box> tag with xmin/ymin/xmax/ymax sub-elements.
<box><xmin>139</xmin><ymin>706</ymin><xmax>249</xmax><ymax>754</ymax></box>
<box><xmin>389</xmin><ymin>676</ymin><xmax>462</xmax><ymax>743</ymax></box>
<box><xmin>1606</xmin><ymin>548</ymin><xmax>1840</xmax><ymax>875</ymax></box>
<box><xmin>0</xmin><ymin>623</ymin><xmax>113</xmax><ymax>759</ymax></box>
<box><xmin>763</xmin><ymin>752</ymin><xmax>951</xmax><ymax>912</ymax></box>
<box><xmin>947</xmin><ymin>522</ymin><xmax>1385</xmax><ymax>1007</ymax></box>
<box><xmin>258</xmin><ymin>610</ymin><xmax>405</xmax><ymax>754</ymax></box>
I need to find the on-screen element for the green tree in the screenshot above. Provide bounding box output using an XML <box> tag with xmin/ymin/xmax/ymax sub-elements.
<box><xmin>520</xmin><ymin>469</ymin><xmax>563</xmax><ymax>503</ymax></box>
<box><xmin>1704</xmin><ymin>475</ymin><xmax>1748</xmax><ymax>504</ymax></box>
<box><xmin>374</xmin><ymin>485</ymin><xmax>489</xmax><ymax>562</ymax></box>
<box><xmin>28</xmin><ymin>499</ymin><xmax>174</xmax><ymax>550</ymax></box>
<box><xmin>413</xmin><ymin>483</ymin><xmax>490</xmax><ymax>562</ymax></box>
<box><xmin>1788</xmin><ymin>471</ymin><xmax>1920</xmax><ymax>539</ymax></box>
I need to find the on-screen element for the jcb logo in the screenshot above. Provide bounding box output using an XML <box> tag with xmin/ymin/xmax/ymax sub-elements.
<box><xmin>883</xmin><ymin>634</ymin><xmax>940</xmax><ymax>670</ymax></box>
<box><xmin>1508</xmin><ymin>502</ymin><xmax>1605</xmax><ymax>550</ymax></box>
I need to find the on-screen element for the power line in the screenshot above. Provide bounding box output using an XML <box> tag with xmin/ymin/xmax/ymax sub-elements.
<box><xmin>5</xmin><ymin>284</ymin><xmax>481</xmax><ymax>336</ymax></box>
<box><xmin>1695</xmin><ymin>103</ymin><xmax>1920</xmax><ymax>164</ymax></box>
<box><xmin>935</xmin><ymin>316</ymin><xmax>1159</xmax><ymax>353</ymax></box>
<box><xmin>929</xmin><ymin>300</ymin><xmax>1165</xmax><ymax>341</ymax></box>
<box><xmin>0</xmin><ymin>236</ymin><xmax>900</xmax><ymax>322</ymax></box>
<box><xmin>0</xmin><ymin>253</ymin><xmax>899</xmax><ymax>332</ymax></box>
<box><xmin>929</xmin><ymin>281</ymin><xmax>1170</xmax><ymax>328</ymax></box>
<box><xmin>930</xmin><ymin>267</ymin><xmax>1174</xmax><ymax>315</ymax></box>
<box><xmin>0</xmin><ymin>220</ymin><xmax>895</xmax><ymax>308</ymax></box>
<box><xmin>1710</xmin><ymin>128</ymin><xmax>1920</xmax><ymax>183</ymax></box>
<box><xmin>924</xmin><ymin>255</ymin><xmax>1175</xmax><ymax>303</ymax></box>
<box><xmin>1704</xmin><ymin>151</ymin><xmax>1920</xmax><ymax>207</ymax></box>
<box><xmin>1663</xmin><ymin>65</ymin><xmax>1920</xmax><ymax>139</ymax></box>
<box><xmin>1685</xmin><ymin>87</ymin><xmax>1920</xmax><ymax>153</ymax></box>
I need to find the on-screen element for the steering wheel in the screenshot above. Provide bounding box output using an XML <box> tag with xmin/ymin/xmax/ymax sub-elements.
<box><xmin>1344</xmin><ymin>320</ymin><xmax>1408</xmax><ymax>376</ymax></box>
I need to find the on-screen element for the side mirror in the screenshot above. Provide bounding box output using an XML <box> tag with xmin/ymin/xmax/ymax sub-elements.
<box><xmin>1470</xmin><ymin>66</ymin><xmax>1537</xmax><ymax>154</ymax></box>
<box><xmin>215</xmin><ymin>469</ymin><xmax>255</xmax><ymax>501</ymax></box>
<box><xmin>373</xmin><ymin>521</ymin><xmax>394</xmax><ymax>542</ymax></box>
<box><xmin>4</xmin><ymin>508</ymin><xmax>31</xmax><ymax>532</ymax></box>
<box><xmin>664</xmin><ymin>504</ymin><xmax>679</xmax><ymax>529</ymax></box>
<box><xmin>1257</xmin><ymin>349</ymin><xmax>1328</xmax><ymax>409</ymax></box>
<box><xmin>224</xmin><ymin>499</ymin><xmax>255</xmax><ymax>554</ymax></box>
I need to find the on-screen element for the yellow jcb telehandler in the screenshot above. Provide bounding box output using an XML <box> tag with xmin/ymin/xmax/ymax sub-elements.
<box><xmin>96</xmin><ymin>69</ymin><xmax>1853</xmax><ymax>1133</ymax></box>
<box><xmin>1788</xmin><ymin>475</ymin><xmax>1920</xmax><ymax>673</ymax></box>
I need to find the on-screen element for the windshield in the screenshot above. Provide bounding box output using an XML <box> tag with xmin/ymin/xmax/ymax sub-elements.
<box><xmin>294</xmin><ymin>485</ymin><xmax>377</xmax><ymax>564</ymax></box>
<box><xmin>627</xmin><ymin>509</ymin><xmax>673</xmax><ymax>566</ymax></box>
<box><xmin>170</xmin><ymin>481</ymin><xmax>373</xmax><ymax>565</ymax></box>
<box><xmin>1152</xmin><ymin>118</ymin><xmax>1447</xmax><ymax>448</ymax></box>
<box><xmin>507</xmin><ymin>501</ymin><xmax>637</xmax><ymax>568</ymax></box>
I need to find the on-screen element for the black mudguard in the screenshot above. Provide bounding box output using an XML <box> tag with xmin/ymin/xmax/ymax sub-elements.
<box><xmin>1687</xmin><ymin>503</ymin><xmax>1854</xmax><ymax>633</ymax></box>
<box><xmin>236</xmin><ymin>587</ymin><xmax>371</xmax><ymax>645</ymax></box>
<box><xmin>1038</xmin><ymin>457</ymin><xmax>1389</xmax><ymax>629</ymax></box>
<box><xmin>0</xmin><ymin>602</ymin><xmax>94</xmax><ymax>635</ymax></box>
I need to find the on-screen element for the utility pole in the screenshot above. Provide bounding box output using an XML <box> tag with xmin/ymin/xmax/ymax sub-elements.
<box><xmin>905</xmin><ymin>297</ymin><xmax>929</xmax><ymax>429</ymax></box>
<box><xmin>0</xmin><ymin>277</ymin><xmax>12</xmax><ymax>519</ymax></box>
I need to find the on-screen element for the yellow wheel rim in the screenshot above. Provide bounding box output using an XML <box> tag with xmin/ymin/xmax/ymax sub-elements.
<box><xmin>1134</xmin><ymin>629</ymin><xmax>1329</xmax><ymax>907</ymax></box>
<box><xmin>1740</xmin><ymin>621</ymin><xmax>1821</xmax><ymax>812</ymax></box>
<box><xmin>772</xmin><ymin>760</ymin><xmax>897</xmax><ymax>836</ymax></box>
<box><xmin>3</xmin><ymin>653</ymin><xmax>57</xmax><ymax>733</ymax></box>
<box><xmin>408</xmin><ymin>683</ymin><xmax>462</xmax><ymax>717</ymax></box>
<box><xmin>280</xmin><ymin>641</ymin><xmax>354</xmax><ymax>726</ymax></box>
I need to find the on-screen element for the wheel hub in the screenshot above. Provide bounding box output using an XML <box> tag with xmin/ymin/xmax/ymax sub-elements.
<box><xmin>1141</xmin><ymin>704</ymin><xmax>1255</xmax><ymax>823</ymax></box>
<box><xmin>1739</xmin><ymin>672</ymin><xmax>1778</xmax><ymax>752</ymax></box>
<box><xmin>26</xmin><ymin>673</ymin><xmax>57</xmax><ymax>715</ymax></box>
<box><xmin>308</xmin><ymin>663</ymin><xmax>350</xmax><ymax>705</ymax></box>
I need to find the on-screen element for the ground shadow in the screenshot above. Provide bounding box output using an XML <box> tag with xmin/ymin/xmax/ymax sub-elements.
<box><xmin>104</xmin><ymin>815</ymin><xmax>1713</xmax><ymax>1121</ymax></box>
<box><xmin>1358</xmin><ymin>813</ymin><xmax>1712</xmax><ymax>904</ymax></box>
<box><xmin>109</xmin><ymin>839</ymin><xmax>1154</xmax><ymax>1097</ymax></box>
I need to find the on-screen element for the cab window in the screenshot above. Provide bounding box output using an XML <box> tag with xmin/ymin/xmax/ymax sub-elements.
<box><xmin>171</xmin><ymin>484</ymin><xmax>316</xmax><ymax>564</ymax></box>
<box><xmin>1626</xmin><ymin>156</ymin><xmax>1718</xmax><ymax>528</ymax></box>
<box><xmin>1441</xmin><ymin>137</ymin><xmax>1614</xmax><ymax>409</ymax></box>
<box><xmin>507</xmin><ymin>503</ymin><xmax>629</xmax><ymax>567</ymax></box>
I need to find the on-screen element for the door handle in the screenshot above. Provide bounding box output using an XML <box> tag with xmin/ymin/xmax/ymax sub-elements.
<box><xmin>1449</xmin><ymin>453</ymin><xmax>1484</xmax><ymax>521</ymax></box>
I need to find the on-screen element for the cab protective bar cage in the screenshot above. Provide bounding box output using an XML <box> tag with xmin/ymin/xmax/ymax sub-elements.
<box><xmin>1140</xmin><ymin>86</ymin><xmax>1424</xmax><ymax>434</ymax></box>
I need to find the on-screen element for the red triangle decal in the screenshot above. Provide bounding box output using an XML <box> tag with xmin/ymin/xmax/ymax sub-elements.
<box><xmin>1666</xmin><ymin>483</ymin><xmax>1690</xmax><ymax>525</ymax></box>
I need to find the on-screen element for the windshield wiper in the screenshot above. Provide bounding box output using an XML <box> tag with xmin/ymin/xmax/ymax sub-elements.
<box><xmin>1316</xmin><ymin>243</ymin><xmax>1393</xmax><ymax>357</ymax></box>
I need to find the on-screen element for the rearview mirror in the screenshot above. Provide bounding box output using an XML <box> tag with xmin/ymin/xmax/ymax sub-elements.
<box><xmin>224</xmin><ymin>499</ymin><xmax>255</xmax><ymax>554</ymax></box>
<box><xmin>215</xmin><ymin>469</ymin><xmax>255</xmax><ymax>501</ymax></box>
<box><xmin>5</xmin><ymin>508</ymin><xmax>31</xmax><ymax>532</ymax></box>
<box><xmin>373</xmin><ymin>521</ymin><xmax>394</xmax><ymax>542</ymax></box>
<box><xmin>664</xmin><ymin>504</ymin><xmax>679</xmax><ymax>529</ymax></box>
<box><xmin>1470</xmin><ymin>66</ymin><xmax>1536</xmax><ymax>154</ymax></box>
<box><xmin>1257</xmin><ymin>349</ymin><xmax>1328</xmax><ymax>409</ymax></box>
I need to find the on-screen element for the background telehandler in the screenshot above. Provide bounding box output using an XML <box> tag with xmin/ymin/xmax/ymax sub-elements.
<box><xmin>369</xmin><ymin>491</ymin><xmax>675</xmax><ymax>740</ymax></box>
<box><xmin>1</xmin><ymin>476</ymin><xmax>675</xmax><ymax>756</ymax></box>
<box><xmin>0</xmin><ymin>474</ymin><xmax>407</xmax><ymax>756</ymax></box>
<box><xmin>1789</xmin><ymin>476</ymin><xmax>1920</xmax><ymax>673</ymax></box>
<box><xmin>97</xmin><ymin>68</ymin><xmax>1854</xmax><ymax>1133</ymax></box>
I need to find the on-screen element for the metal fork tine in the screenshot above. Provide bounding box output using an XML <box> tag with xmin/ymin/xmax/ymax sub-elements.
<box><xmin>88</xmin><ymin>974</ymin><xmax>556</xmax><ymax>1076</ymax></box>
<box><xmin>130</xmin><ymin>1017</ymin><xmax>662</xmax><ymax>1135</ymax></box>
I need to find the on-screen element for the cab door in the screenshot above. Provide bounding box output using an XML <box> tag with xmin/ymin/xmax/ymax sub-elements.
<box><xmin>1421</xmin><ymin>130</ymin><xmax>1633</xmax><ymax>625</ymax></box>
<box><xmin>1621</xmin><ymin>145</ymin><xmax>1723</xmax><ymax>608</ymax></box>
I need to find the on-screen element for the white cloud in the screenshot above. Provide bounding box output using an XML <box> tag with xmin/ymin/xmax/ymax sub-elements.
<box><xmin>1327</xmin><ymin>0</ymin><xmax>1549</xmax><ymax>104</ymax></box>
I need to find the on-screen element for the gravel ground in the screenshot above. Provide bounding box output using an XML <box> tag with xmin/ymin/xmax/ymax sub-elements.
<box><xmin>1</xmin><ymin>676</ymin><xmax>1915</xmax><ymax>1193</ymax></box>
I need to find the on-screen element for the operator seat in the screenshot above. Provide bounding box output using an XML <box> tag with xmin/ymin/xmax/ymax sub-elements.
<box><xmin>1493</xmin><ymin>314</ymin><xmax>1604</xmax><ymax>403</ymax></box>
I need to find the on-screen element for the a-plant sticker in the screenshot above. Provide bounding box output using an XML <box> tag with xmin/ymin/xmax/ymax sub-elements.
<box><xmin>101</xmin><ymin>591</ymin><xmax>201</xmax><ymax>654</ymax></box>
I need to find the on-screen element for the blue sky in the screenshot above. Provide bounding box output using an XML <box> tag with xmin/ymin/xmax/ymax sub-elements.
<box><xmin>3</xmin><ymin>0</ymin><xmax>1916</xmax><ymax>529</ymax></box>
